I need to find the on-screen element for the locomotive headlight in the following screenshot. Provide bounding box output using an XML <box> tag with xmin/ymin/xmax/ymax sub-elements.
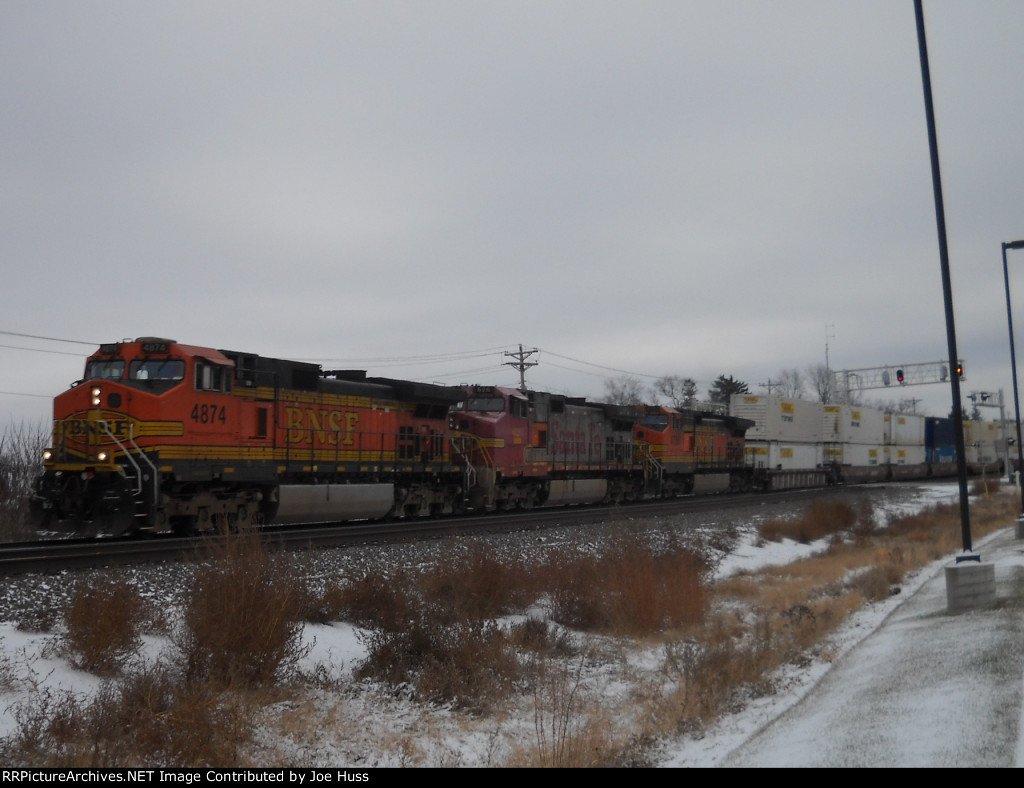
<box><xmin>90</xmin><ymin>386</ymin><xmax>102</xmax><ymax>407</ymax></box>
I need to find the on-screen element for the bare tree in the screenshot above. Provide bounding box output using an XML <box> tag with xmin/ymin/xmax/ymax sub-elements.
<box><xmin>603</xmin><ymin>375</ymin><xmax>646</xmax><ymax>405</ymax></box>
<box><xmin>805</xmin><ymin>363</ymin><xmax>837</xmax><ymax>404</ymax></box>
<box><xmin>768</xmin><ymin>368</ymin><xmax>805</xmax><ymax>399</ymax></box>
<box><xmin>653</xmin><ymin>375</ymin><xmax>698</xmax><ymax>409</ymax></box>
<box><xmin>0</xmin><ymin>420</ymin><xmax>49</xmax><ymax>541</ymax></box>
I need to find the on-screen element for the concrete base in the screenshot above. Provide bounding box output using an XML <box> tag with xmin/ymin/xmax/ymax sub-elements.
<box><xmin>945</xmin><ymin>561</ymin><xmax>996</xmax><ymax>613</ymax></box>
<box><xmin>1015</xmin><ymin>515</ymin><xmax>1024</xmax><ymax>539</ymax></box>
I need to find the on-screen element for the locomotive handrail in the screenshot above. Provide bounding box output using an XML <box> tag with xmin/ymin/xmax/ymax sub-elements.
<box><xmin>635</xmin><ymin>442</ymin><xmax>662</xmax><ymax>488</ymax></box>
<box><xmin>98</xmin><ymin>420</ymin><xmax>159</xmax><ymax>511</ymax></box>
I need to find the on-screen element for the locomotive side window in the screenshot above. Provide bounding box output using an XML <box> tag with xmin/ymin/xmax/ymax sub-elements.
<box><xmin>85</xmin><ymin>359</ymin><xmax>125</xmax><ymax>380</ymax></box>
<box><xmin>129</xmin><ymin>359</ymin><xmax>185</xmax><ymax>381</ymax></box>
<box><xmin>196</xmin><ymin>361</ymin><xmax>232</xmax><ymax>393</ymax></box>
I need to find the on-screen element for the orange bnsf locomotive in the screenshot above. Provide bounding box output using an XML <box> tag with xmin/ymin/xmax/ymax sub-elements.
<box><xmin>30</xmin><ymin>338</ymin><xmax>755</xmax><ymax>536</ymax></box>
<box><xmin>31</xmin><ymin>338</ymin><xmax>466</xmax><ymax>536</ymax></box>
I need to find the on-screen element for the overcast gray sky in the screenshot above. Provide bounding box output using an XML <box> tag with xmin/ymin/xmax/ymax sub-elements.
<box><xmin>3</xmin><ymin>0</ymin><xmax>1023</xmax><ymax>427</ymax></box>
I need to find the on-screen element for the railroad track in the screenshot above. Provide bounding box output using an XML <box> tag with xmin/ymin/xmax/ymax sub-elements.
<box><xmin>0</xmin><ymin>486</ymin><xmax>854</xmax><ymax>576</ymax></box>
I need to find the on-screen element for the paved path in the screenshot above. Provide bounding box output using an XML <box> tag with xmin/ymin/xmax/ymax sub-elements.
<box><xmin>720</xmin><ymin>526</ymin><xmax>1024</xmax><ymax>767</ymax></box>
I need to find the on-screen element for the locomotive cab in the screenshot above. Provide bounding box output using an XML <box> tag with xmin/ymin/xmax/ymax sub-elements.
<box><xmin>33</xmin><ymin>338</ymin><xmax>240</xmax><ymax>536</ymax></box>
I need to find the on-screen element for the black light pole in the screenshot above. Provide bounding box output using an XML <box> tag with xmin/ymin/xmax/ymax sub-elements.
<box><xmin>914</xmin><ymin>1</ymin><xmax>973</xmax><ymax>555</ymax></box>
<box><xmin>1002</xmin><ymin>240</ymin><xmax>1024</xmax><ymax>513</ymax></box>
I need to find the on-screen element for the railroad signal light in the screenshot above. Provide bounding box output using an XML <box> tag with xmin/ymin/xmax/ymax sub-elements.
<box><xmin>896</xmin><ymin>369</ymin><xmax>905</xmax><ymax>384</ymax></box>
<box><xmin>957</xmin><ymin>363</ymin><xmax>964</xmax><ymax>380</ymax></box>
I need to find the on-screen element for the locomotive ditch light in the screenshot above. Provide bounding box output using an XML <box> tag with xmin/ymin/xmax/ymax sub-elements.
<box><xmin>96</xmin><ymin>451</ymin><xmax>109</xmax><ymax>462</ymax></box>
<box><xmin>42</xmin><ymin>449</ymin><xmax>52</xmax><ymax>461</ymax></box>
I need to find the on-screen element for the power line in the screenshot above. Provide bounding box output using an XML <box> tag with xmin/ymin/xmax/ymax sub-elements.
<box><xmin>0</xmin><ymin>343</ymin><xmax>88</xmax><ymax>357</ymax></box>
<box><xmin>0</xmin><ymin>390</ymin><xmax>52</xmax><ymax>399</ymax></box>
<box><xmin>537</xmin><ymin>349</ymin><xmax>665</xmax><ymax>380</ymax></box>
<box><xmin>0</xmin><ymin>330</ymin><xmax>98</xmax><ymax>346</ymax></box>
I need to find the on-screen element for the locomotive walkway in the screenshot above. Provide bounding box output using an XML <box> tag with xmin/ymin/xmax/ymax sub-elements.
<box><xmin>696</xmin><ymin>521</ymin><xmax>1024</xmax><ymax>767</ymax></box>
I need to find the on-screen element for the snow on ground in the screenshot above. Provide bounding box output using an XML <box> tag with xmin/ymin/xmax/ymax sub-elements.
<box><xmin>0</xmin><ymin>481</ymin><xmax>973</xmax><ymax>766</ymax></box>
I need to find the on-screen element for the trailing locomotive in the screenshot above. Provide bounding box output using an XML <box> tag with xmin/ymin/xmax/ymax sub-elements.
<box><xmin>30</xmin><ymin>338</ymin><xmax>754</xmax><ymax>536</ymax></box>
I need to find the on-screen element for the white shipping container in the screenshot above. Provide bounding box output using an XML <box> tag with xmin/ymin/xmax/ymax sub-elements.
<box><xmin>731</xmin><ymin>395</ymin><xmax>823</xmax><ymax>443</ymax></box>
<box><xmin>822</xmin><ymin>405</ymin><xmax>887</xmax><ymax>445</ymax></box>
<box><xmin>823</xmin><ymin>443</ymin><xmax>885</xmax><ymax>466</ymax></box>
<box><xmin>745</xmin><ymin>440</ymin><xmax>822</xmax><ymax>471</ymax></box>
<box><xmin>889</xmin><ymin>445</ymin><xmax>927</xmax><ymax>465</ymax></box>
<box><xmin>888</xmin><ymin>412</ymin><xmax>926</xmax><ymax>447</ymax></box>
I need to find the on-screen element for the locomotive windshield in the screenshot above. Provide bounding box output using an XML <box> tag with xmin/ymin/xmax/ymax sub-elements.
<box><xmin>85</xmin><ymin>359</ymin><xmax>125</xmax><ymax>380</ymax></box>
<box><xmin>642</xmin><ymin>414</ymin><xmax>669</xmax><ymax>431</ymax></box>
<box><xmin>129</xmin><ymin>359</ymin><xmax>186</xmax><ymax>381</ymax></box>
<box><xmin>466</xmin><ymin>396</ymin><xmax>505</xmax><ymax>413</ymax></box>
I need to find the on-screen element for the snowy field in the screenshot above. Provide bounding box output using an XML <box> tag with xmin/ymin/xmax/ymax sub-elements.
<box><xmin>0</xmin><ymin>481</ymin><xmax>983</xmax><ymax>767</ymax></box>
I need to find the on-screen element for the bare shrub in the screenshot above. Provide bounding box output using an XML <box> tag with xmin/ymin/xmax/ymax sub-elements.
<box><xmin>355</xmin><ymin>605</ymin><xmax>522</xmax><ymax>713</ymax></box>
<box><xmin>177</xmin><ymin>532</ymin><xmax>310</xmax><ymax>689</ymax></box>
<box><xmin>0</xmin><ymin>687</ymin><xmax>79</xmax><ymax>765</ymax></box>
<box><xmin>61</xmin><ymin>577</ymin><xmax>153</xmax><ymax>676</ymax></box>
<box><xmin>16</xmin><ymin>603</ymin><xmax>63</xmax><ymax>634</ymax></box>
<box><xmin>544</xmin><ymin>537</ymin><xmax>709</xmax><ymax>636</ymax></box>
<box><xmin>506</xmin><ymin>617</ymin><xmax>577</xmax><ymax>657</ymax></box>
<box><xmin>0</xmin><ymin>663</ymin><xmax>254</xmax><ymax>767</ymax></box>
<box><xmin>300</xmin><ymin>578</ymin><xmax>354</xmax><ymax>625</ymax></box>
<box><xmin>508</xmin><ymin>656</ymin><xmax>621</xmax><ymax>767</ymax></box>
<box><xmin>417</xmin><ymin>541</ymin><xmax>530</xmax><ymax>621</ymax></box>
<box><xmin>328</xmin><ymin>567</ymin><xmax>419</xmax><ymax>631</ymax></box>
<box><xmin>91</xmin><ymin>665</ymin><xmax>253</xmax><ymax>766</ymax></box>
<box><xmin>760</xmin><ymin>498</ymin><xmax>859</xmax><ymax>544</ymax></box>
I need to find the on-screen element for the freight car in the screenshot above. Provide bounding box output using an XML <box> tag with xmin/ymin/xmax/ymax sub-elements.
<box><xmin>731</xmin><ymin>394</ymin><xmax>1004</xmax><ymax>489</ymax></box>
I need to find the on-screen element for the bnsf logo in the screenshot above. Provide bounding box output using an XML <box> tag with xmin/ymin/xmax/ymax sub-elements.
<box><xmin>62</xmin><ymin>412</ymin><xmax>132</xmax><ymax>442</ymax></box>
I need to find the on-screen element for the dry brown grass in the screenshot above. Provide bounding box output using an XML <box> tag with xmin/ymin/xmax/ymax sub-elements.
<box><xmin>759</xmin><ymin>497</ymin><xmax>867</xmax><ymax>543</ymax></box>
<box><xmin>541</xmin><ymin>535</ymin><xmax>711</xmax><ymax>637</ymax></box>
